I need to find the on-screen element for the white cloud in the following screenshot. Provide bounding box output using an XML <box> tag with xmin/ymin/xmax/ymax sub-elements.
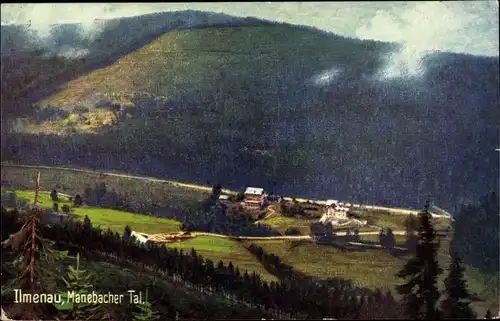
<box><xmin>311</xmin><ymin>67</ymin><xmax>342</xmax><ymax>86</ymax></box>
<box><xmin>355</xmin><ymin>1</ymin><xmax>499</xmax><ymax>79</ymax></box>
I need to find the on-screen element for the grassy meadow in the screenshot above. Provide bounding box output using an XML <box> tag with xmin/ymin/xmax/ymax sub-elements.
<box><xmin>259</xmin><ymin>216</ymin><xmax>316</xmax><ymax>235</ymax></box>
<box><xmin>245</xmin><ymin>238</ymin><xmax>497</xmax><ymax>316</ymax></box>
<box><xmin>249</xmin><ymin>239</ymin><xmax>407</xmax><ymax>290</ymax></box>
<box><xmin>12</xmin><ymin>190</ymin><xmax>181</xmax><ymax>234</ymax></box>
<box><xmin>350</xmin><ymin>207</ymin><xmax>451</xmax><ymax>231</ymax></box>
<box><xmin>167</xmin><ymin>236</ymin><xmax>278</xmax><ymax>283</ymax></box>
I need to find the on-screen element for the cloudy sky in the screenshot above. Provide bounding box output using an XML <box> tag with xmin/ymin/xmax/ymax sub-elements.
<box><xmin>1</xmin><ymin>2</ymin><xmax>498</xmax><ymax>57</ymax></box>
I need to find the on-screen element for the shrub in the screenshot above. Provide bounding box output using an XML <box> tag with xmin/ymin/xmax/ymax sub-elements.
<box><xmin>61</xmin><ymin>205</ymin><xmax>71</xmax><ymax>214</ymax></box>
<box><xmin>1</xmin><ymin>192</ymin><xmax>17</xmax><ymax>207</ymax></box>
<box><xmin>285</xmin><ymin>227</ymin><xmax>302</xmax><ymax>236</ymax></box>
<box><xmin>73</xmin><ymin>194</ymin><xmax>83</xmax><ymax>207</ymax></box>
<box><xmin>236</xmin><ymin>192</ymin><xmax>245</xmax><ymax>202</ymax></box>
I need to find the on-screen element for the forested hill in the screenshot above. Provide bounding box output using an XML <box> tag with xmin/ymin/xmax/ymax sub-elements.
<box><xmin>1</xmin><ymin>11</ymin><xmax>499</xmax><ymax>211</ymax></box>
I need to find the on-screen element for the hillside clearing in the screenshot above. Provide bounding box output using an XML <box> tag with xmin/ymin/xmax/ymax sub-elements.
<box><xmin>167</xmin><ymin>236</ymin><xmax>278</xmax><ymax>283</ymax></box>
<box><xmin>12</xmin><ymin>190</ymin><xmax>181</xmax><ymax>234</ymax></box>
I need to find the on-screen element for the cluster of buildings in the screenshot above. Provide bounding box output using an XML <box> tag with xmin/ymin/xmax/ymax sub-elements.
<box><xmin>221</xmin><ymin>187</ymin><xmax>361</xmax><ymax>224</ymax></box>
<box><xmin>222</xmin><ymin>185</ymin><xmax>367</xmax><ymax>228</ymax></box>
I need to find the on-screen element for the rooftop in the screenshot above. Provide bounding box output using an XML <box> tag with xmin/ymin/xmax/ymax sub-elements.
<box><xmin>244</xmin><ymin>187</ymin><xmax>264</xmax><ymax>195</ymax></box>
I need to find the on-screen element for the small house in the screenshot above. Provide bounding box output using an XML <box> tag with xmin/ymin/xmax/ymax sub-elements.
<box><xmin>244</xmin><ymin>187</ymin><xmax>264</xmax><ymax>209</ymax></box>
<box><xmin>326</xmin><ymin>203</ymin><xmax>349</xmax><ymax>219</ymax></box>
<box><xmin>218</xmin><ymin>194</ymin><xmax>230</xmax><ymax>201</ymax></box>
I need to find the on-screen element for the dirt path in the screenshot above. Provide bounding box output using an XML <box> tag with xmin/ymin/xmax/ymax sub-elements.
<box><xmin>1</xmin><ymin>163</ymin><xmax>236</xmax><ymax>195</ymax></box>
<box><xmin>254</xmin><ymin>205</ymin><xmax>278</xmax><ymax>224</ymax></box>
<box><xmin>146</xmin><ymin>230</ymin><xmax>408</xmax><ymax>243</ymax></box>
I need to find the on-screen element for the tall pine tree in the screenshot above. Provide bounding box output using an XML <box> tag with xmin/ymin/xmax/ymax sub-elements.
<box><xmin>440</xmin><ymin>251</ymin><xmax>476</xmax><ymax>319</ymax></box>
<box><xmin>396</xmin><ymin>200</ymin><xmax>443</xmax><ymax>319</ymax></box>
<box><xmin>2</xmin><ymin>207</ymin><xmax>67</xmax><ymax>320</ymax></box>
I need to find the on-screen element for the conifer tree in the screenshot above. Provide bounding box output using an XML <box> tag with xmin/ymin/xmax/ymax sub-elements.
<box><xmin>132</xmin><ymin>289</ymin><xmax>160</xmax><ymax>321</ymax></box>
<box><xmin>396</xmin><ymin>200</ymin><xmax>442</xmax><ymax>319</ymax></box>
<box><xmin>2</xmin><ymin>207</ymin><xmax>67</xmax><ymax>320</ymax></box>
<box><xmin>440</xmin><ymin>251</ymin><xmax>476</xmax><ymax>319</ymax></box>
<box><xmin>83</xmin><ymin>215</ymin><xmax>92</xmax><ymax>230</ymax></box>
<box><xmin>385</xmin><ymin>228</ymin><xmax>396</xmax><ymax>249</ymax></box>
<box><xmin>51</xmin><ymin>189</ymin><xmax>59</xmax><ymax>202</ymax></box>
<box><xmin>58</xmin><ymin>253</ymin><xmax>100</xmax><ymax>320</ymax></box>
<box><xmin>73</xmin><ymin>194</ymin><xmax>83</xmax><ymax>207</ymax></box>
<box><xmin>123</xmin><ymin>225</ymin><xmax>132</xmax><ymax>241</ymax></box>
<box><xmin>61</xmin><ymin>204</ymin><xmax>71</xmax><ymax>214</ymax></box>
<box><xmin>379</xmin><ymin>228</ymin><xmax>387</xmax><ymax>246</ymax></box>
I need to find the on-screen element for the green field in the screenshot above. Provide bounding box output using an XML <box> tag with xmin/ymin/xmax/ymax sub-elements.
<box><xmin>250</xmin><ymin>239</ymin><xmax>408</xmax><ymax>290</ymax></box>
<box><xmin>168</xmin><ymin>236</ymin><xmax>277</xmax><ymax>283</ymax></box>
<box><xmin>358</xmin><ymin>234</ymin><xmax>407</xmax><ymax>246</ymax></box>
<box><xmin>12</xmin><ymin>190</ymin><xmax>181</xmax><ymax>234</ymax></box>
<box><xmin>245</xmin><ymin>238</ymin><xmax>497</xmax><ymax>316</ymax></box>
<box><xmin>350</xmin><ymin>207</ymin><xmax>451</xmax><ymax>231</ymax></box>
<box><xmin>260</xmin><ymin>216</ymin><xmax>315</xmax><ymax>234</ymax></box>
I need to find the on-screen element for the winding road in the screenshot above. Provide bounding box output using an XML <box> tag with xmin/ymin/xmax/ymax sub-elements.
<box><xmin>189</xmin><ymin>230</ymin><xmax>408</xmax><ymax>240</ymax></box>
<box><xmin>1</xmin><ymin>163</ymin><xmax>235</xmax><ymax>195</ymax></box>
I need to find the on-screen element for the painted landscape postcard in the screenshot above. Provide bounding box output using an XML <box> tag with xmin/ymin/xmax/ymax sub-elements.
<box><xmin>1</xmin><ymin>2</ymin><xmax>499</xmax><ymax>320</ymax></box>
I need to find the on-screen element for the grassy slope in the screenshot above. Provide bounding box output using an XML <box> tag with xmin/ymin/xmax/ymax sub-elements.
<box><xmin>13</xmin><ymin>190</ymin><xmax>181</xmax><ymax>234</ymax></box>
<box><xmin>167</xmin><ymin>236</ymin><xmax>277</xmax><ymax>283</ymax></box>
<box><xmin>251</xmin><ymin>239</ymin><xmax>407</xmax><ymax>290</ymax></box>
<box><xmin>37</xmin><ymin>25</ymin><xmax>383</xmax><ymax>111</ymax></box>
<box><xmin>350</xmin><ymin>207</ymin><xmax>451</xmax><ymax>230</ymax></box>
<box><xmin>249</xmin><ymin>238</ymin><xmax>497</xmax><ymax>316</ymax></box>
<box><xmin>259</xmin><ymin>216</ymin><xmax>316</xmax><ymax>235</ymax></box>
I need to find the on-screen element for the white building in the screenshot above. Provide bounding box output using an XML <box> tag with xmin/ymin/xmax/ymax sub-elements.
<box><xmin>131</xmin><ymin>231</ymin><xmax>150</xmax><ymax>244</ymax></box>
<box><xmin>326</xmin><ymin>203</ymin><xmax>349</xmax><ymax>219</ymax></box>
<box><xmin>325</xmin><ymin>199</ymin><xmax>339</xmax><ymax>206</ymax></box>
<box><xmin>244</xmin><ymin>187</ymin><xmax>264</xmax><ymax>208</ymax></box>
